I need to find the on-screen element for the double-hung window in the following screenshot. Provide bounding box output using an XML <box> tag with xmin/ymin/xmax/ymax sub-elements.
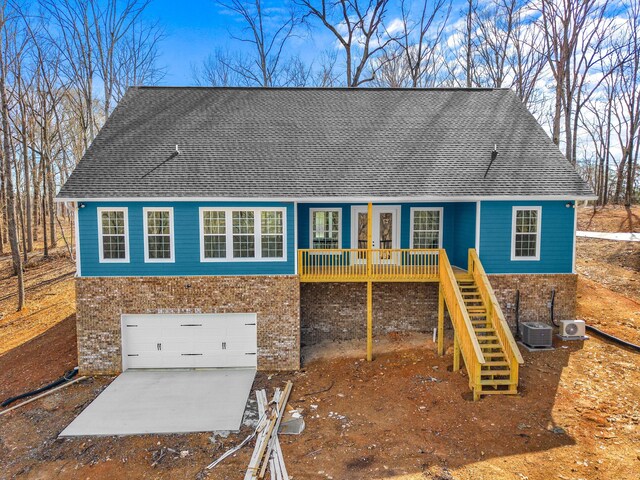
<box><xmin>410</xmin><ymin>208</ymin><xmax>443</xmax><ymax>249</ymax></box>
<box><xmin>200</xmin><ymin>208</ymin><xmax>286</xmax><ymax>261</ymax></box>
<box><xmin>261</xmin><ymin>211</ymin><xmax>284</xmax><ymax>258</ymax></box>
<box><xmin>143</xmin><ymin>208</ymin><xmax>174</xmax><ymax>262</ymax></box>
<box><xmin>310</xmin><ymin>209</ymin><xmax>341</xmax><ymax>249</ymax></box>
<box><xmin>98</xmin><ymin>208</ymin><xmax>129</xmax><ymax>262</ymax></box>
<box><xmin>512</xmin><ymin>207</ymin><xmax>541</xmax><ymax>260</ymax></box>
<box><xmin>202</xmin><ymin>210</ymin><xmax>227</xmax><ymax>259</ymax></box>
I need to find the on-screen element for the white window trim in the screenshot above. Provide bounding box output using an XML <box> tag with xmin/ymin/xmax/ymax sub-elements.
<box><xmin>410</xmin><ymin>207</ymin><xmax>444</xmax><ymax>249</ymax></box>
<box><xmin>511</xmin><ymin>206</ymin><xmax>542</xmax><ymax>261</ymax></box>
<box><xmin>97</xmin><ymin>207</ymin><xmax>130</xmax><ymax>263</ymax></box>
<box><xmin>199</xmin><ymin>207</ymin><xmax>287</xmax><ymax>262</ymax></box>
<box><xmin>309</xmin><ymin>208</ymin><xmax>342</xmax><ymax>250</ymax></box>
<box><xmin>143</xmin><ymin>207</ymin><xmax>175</xmax><ymax>263</ymax></box>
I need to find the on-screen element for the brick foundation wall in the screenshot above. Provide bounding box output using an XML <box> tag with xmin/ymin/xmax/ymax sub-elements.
<box><xmin>300</xmin><ymin>282</ymin><xmax>439</xmax><ymax>345</ymax></box>
<box><xmin>300</xmin><ymin>274</ymin><xmax>577</xmax><ymax>345</ymax></box>
<box><xmin>488</xmin><ymin>274</ymin><xmax>578</xmax><ymax>330</ymax></box>
<box><xmin>76</xmin><ymin>275</ymin><xmax>300</xmax><ymax>375</ymax></box>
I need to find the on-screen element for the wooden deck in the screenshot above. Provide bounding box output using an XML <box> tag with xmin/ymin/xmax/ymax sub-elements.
<box><xmin>298</xmin><ymin>248</ymin><xmax>442</xmax><ymax>282</ymax></box>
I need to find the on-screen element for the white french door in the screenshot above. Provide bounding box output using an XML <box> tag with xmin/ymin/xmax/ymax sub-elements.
<box><xmin>351</xmin><ymin>206</ymin><xmax>401</xmax><ymax>264</ymax></box>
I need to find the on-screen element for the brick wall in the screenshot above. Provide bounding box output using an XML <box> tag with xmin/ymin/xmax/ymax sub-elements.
<box><xmin>75</xmin><ymin>275</ymin><xmax>300</xmax><ymax>375</ymax></box>
<box><xmin>300</xmin><ymin>282</ymin><xmax>439</xmax><ymax>345</ymax></box>
<box><xmin>488</xmin><ymin>274</ymin><xmax>578</xmax><ymax>329</ymax></box>
<box><xmin>300</xmin><ymin>274</ymin><xmax>577</xmax><ymax>345</ymax></box>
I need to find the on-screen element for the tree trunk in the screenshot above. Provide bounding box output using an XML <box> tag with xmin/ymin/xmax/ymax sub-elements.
<box><xmin>42</xmin><ymin>153</ymin><xmax>48</xmax><ymax>258</ymax></box>
<box><xmin>47</xmin><ymin>159</ymin><xmax>56</xmax><ymax>247</ymax></box>
<box><xmin>31</xmin><ymin>147</ymin><xmax>38</xmax><ymax>242</ymax></box>
<box><xmin>0</xmin><ymin>37</ymin><xmax>25</xmax><ymax>310</ymax></box>
<box><xmin>22</xmin><ymin>114</ymin><xmax>32</xmax><ymax>252</ymax></box>
<box><xmin>465</xmin><ymin>0</ymin><xmax>473</xmax><ymax>88</ymax></box>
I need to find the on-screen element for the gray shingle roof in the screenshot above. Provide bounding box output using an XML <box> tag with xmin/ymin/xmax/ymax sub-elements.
<box><xmin>57</xmin><ymin>87</ymin><xmax>594</xmax><ymax>200</ymax></box>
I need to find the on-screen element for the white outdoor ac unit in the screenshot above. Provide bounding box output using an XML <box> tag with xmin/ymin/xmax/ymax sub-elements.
<box><xmin>559</xmin><ymin>320</ymin><xmax>586</xmax><ymax>339</ymax></box>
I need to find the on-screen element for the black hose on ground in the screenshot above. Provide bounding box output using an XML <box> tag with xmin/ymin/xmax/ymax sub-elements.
<box><xmin>586</xmin><ymin>325</ymin><xmax>640</xmax><ymax>353</ymax></box>
<box><xmin>515</xmin><ymin>289</ymin><xmax>520</xmax><ymax>337</ymax></box>
<box><xmin>1</xmin><ymin>367</ymin><xmax>78</xmax><ymax>408</ymax></box>
<box><xmin>550</xmin><ymin>288</ymin><xmax>559</xmax><ymax>327</ymax></box>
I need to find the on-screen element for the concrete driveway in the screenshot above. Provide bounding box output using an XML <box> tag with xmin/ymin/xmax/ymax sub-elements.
<box><xmin>60</xmin><ymin>368</ymin><xmax>256</xmax><ymax>436</ymax></box>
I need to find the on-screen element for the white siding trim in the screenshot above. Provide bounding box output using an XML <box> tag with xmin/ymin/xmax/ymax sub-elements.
<box><xmin>309</xmin><ymin>207</ymin><xmax>342</xmax><ymax>250</ymax></box>
<box><xmin>572</xmin><ymin>201</ymin><xmax>577</xmax><ymax>273</ymax></box>
<box><xmin>510</xmin><ymin>206</ymin><xmax>542</xmax><ymax>261</ymax></box>
<box><xmin>97</xmin><ymin>207</ymin><xmax>130</xmax><ymax>263</ymax></box>
<box><xmin>409</xmin><ymin>207</ymin><xmax>444</xmax><ymax>249</ymax></box>
<box><xmin>74</xmin><ymin>203</ymin><xmax>81</xmax><ymax>277</ymax></box>
<box><xmin>199</xmin><ymin>207</ymin><xmax>288</xmax><ymax>263</ymax></box>
<box><xmin>143</xmin><ymin>207</ymin><xmax>175</xmax><ymax>263</ymax></box>
<box><xmin>294</xmin><ymin>202</ymin><xmax>298</xmax><ymax>274</ymax></box>
<box><xmin>475</xmin><ymin>201</ymin><xmax>481</xmax><ymax>255</ymax></box>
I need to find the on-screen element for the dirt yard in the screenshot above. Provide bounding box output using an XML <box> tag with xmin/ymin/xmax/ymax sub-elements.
<box><xmin>576</xmin><ymin>206</ymin><xmax>640</xmax><ymax>302</ymax></box>
<box><xmin>0</xmin><ymin>209</ymin><xmax>638</xmax><ymax>480</ymax></box>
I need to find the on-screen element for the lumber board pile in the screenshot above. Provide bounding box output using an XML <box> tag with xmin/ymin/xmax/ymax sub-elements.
<box><xmin>206</xmin><ymin>380</ymin><xmax>296</xmax><ymax>479</ymax></box>
<box><xmin>245</xmin><ymin>381</ymin><xmax>292</xmax><ymax>480</ymax></box>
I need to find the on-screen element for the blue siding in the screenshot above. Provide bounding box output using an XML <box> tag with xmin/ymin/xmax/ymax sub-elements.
<box><xmin>79</xmin><ymin>202</ymin><xmax>295</xmax><ymax>277</ymax></box>
<box><xmin>451</xmin><ymin>202</ymin><xmax>477</xmax><ymax>268</ymax></box>
<box><xmin>297</xmin><ymin>202</ymin><xmax>476</xmax><ymax>269</ymax></box>
<box><xmin>479</xmin><ymin>201</ymin><xmax>574</xmax><ymax>274</ymax></box>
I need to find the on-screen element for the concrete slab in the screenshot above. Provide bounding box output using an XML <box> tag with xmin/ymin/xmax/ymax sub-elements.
<box><xmin>60</xmin><ymin>368</ymin><xmax>256</xmax><ymax>436</ymax></box>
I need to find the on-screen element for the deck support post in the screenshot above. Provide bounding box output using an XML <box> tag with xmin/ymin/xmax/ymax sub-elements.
<box><xmin>366</xmin><ymin>202</ymin><xmax>373</xmax><ymax>361</ymax></box>
<box><xmin>437</xmin><ymin>284</ymin><xmax>444</xmax><ymax>356</ymax></box>
<box><xmin>366</xmin><ymin>280</ymin><xmax>373</xmax><ymax>361</ymax></box>
<box><xmin>453</xmin><ymin>334</ymin><xmax>460</xmax><ymax>372</ymax></box>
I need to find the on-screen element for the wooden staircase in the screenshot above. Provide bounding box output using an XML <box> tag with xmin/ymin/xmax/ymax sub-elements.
<box><xmin>456</xmin><ymin>274</ymin><xmax>518</xmax><ymax>396</ymax></box>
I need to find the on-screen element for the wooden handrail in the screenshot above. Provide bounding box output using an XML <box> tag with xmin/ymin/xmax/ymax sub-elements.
<box><xmin>439</xmin><ymin>250</ymin><xmax>485</xmax><ymax>394</ymax></box>
<box><xmin>298</xmin><ymin>248</ymin><xmax>440</xmax><ymax>282</ymax></box>
<box><xmin>468</xmin><ymin>249</ymin><xmax>524</xmax><ymax>386</ymax></box>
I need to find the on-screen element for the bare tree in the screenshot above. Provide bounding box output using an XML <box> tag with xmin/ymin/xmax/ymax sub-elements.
<box><xmin>0</xmin><ymin>5</ymin><xmax>25</xmax><ymax>310</ymax></box>
<box><xmin>192</xmin><ymin>48</ymin><xmax>253</xmax><ymax>86</ymax></box>
<box><xmin>313</xmin><ymin>49</ymin><xmax>340</xmax><ymax>86</ymax></box>
<box><xmin>297</xmin><ymin>0</ymin><xmax>395</xmax><ymax>87</ymax></box>
<box><xmin>215</xmin><ymin>0</ymin><xmax>300</xmax><ymax>87</ymax></box>
<box><xmin>538</xmin><ymin>0</ymin><xmax>613</xmax><ymax>164</ymax></box>
<box><xmin>507</xmin><ymin>4</ymin><xmax>547</xmax><ymax>110</ymax></box>
<box><xmin>391</xmin><ymin>0</ymin><xmax>451</xmax><ymax>88</ymax></box>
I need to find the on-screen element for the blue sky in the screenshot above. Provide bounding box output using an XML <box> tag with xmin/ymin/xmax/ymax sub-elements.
<box><xmin>145</xmin><ymin>0</ymin><xmax>224</xmax><ymax>85</ymax></box>
<box><xmin>142</xmin><ymin>0</ymin><xmax>467</xmax><ymax>85</ymax></box>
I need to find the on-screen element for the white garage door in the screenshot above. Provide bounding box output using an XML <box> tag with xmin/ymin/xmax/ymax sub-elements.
<box><xmin>121</xmin><ymin>314</ymin><xmax>257</xmax><ymax>370</ymax></box>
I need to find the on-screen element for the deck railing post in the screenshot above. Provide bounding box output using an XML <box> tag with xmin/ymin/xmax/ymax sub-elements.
<box><xmin>366</xmin><ymin>202</ymin><xmax>373</xmax><ymax>361</ymax></box>
<box><xmin>453</xmin><ymin>334</ymin><xmax>460</xmax><ymax>371</ymax></box>
<box><xmin>437</xmin><ymin>283</ymin><xmax>444</xmax><ymax>356</ymax></box>
<box><xmin>366</xmin><ymin>280</ymin><xmax>373</xmax><ymax>361</ymax></box>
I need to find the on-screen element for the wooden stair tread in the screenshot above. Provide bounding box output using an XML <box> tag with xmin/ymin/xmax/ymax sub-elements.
<box><xmin>483</xmin><ymin>361</ymin><xmax>509</xmax><ymax>367</ymax></box>
<box><xmin>480</xmin><ymin>379</ymin><xmax>515</xmax><ymax>386</ymax></box>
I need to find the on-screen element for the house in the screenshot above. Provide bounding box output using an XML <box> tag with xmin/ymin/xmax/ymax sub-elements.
<box><xmin>57</xmin><ymin>87</ymin><xmax>594</xmax><ymax>400</ymax></box>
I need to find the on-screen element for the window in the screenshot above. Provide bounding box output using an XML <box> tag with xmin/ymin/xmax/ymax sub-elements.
<box><xmin>310</xmin><ymin>209</ymin><xmax>341</xmax><ymax>249</ymax></box>
<box><xmin>98</xmin><ymin>208</ymin><xmax>129</xmax><ymax>262</ymax></box>
<box><xmin>410</xmin><ymin>208</ymin><xmax>442</xmax><ymax>249</ymax></box>
<box><xmin>233</xmin><ymin>211</ymin><xmax>255</xmax><ymax>258</ymax></box>
<box><xmin>144</xmin><ymin>208</ymin><xmax>174</xmax><ymax>262</ymax></box>
<box><xmin>202</xmin><ymin>210</ymin><xmax>227</xmax><ymax>259</ymax></box>
<box><xmin>200</xmin><ymin>207</ymin><xmax>286</xmax><ymax>261</ymax></box>
<box><xmin>512</xmin><ymin>207</ymin><xmax>541</xmax><ymax>260</ymax></box>
<box><xmin>261</xmin><ymin>211</ymin><xmax>284</xmax><ymax>258</ymax></box>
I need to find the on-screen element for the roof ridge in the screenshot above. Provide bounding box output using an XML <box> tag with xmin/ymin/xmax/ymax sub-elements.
<box><xmin>131</xmin><ymin>85</ymin><xmax>507</xmax><ymax>92</ymax></box>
